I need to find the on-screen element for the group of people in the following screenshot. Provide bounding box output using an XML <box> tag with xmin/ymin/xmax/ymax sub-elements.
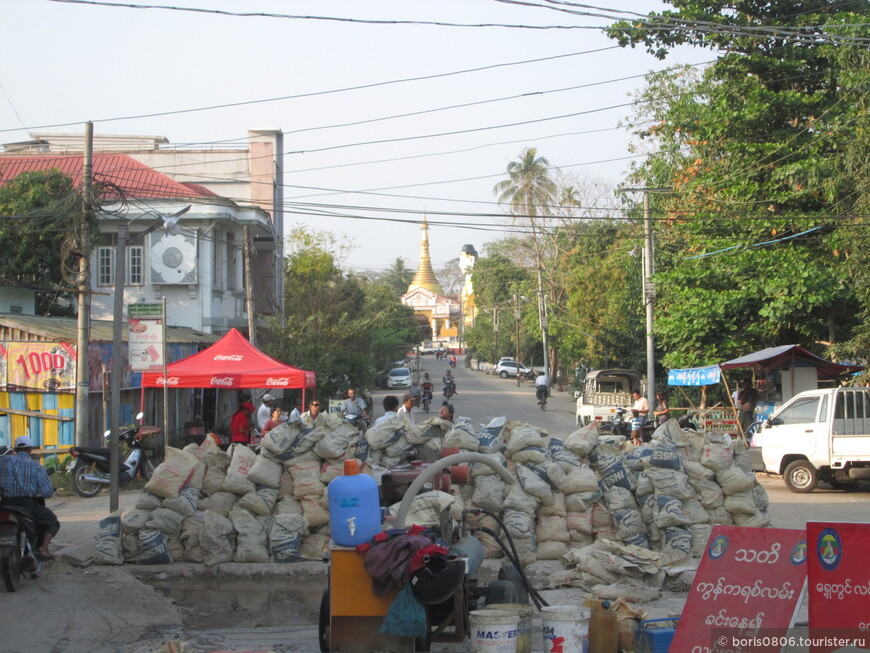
<box><xmin>373</xmin><ymin>393</ymin><xmax>454</xmax><ymax>426</ymax></box>
<box><xmin>627</xmin><ymin>389</ymin><xmax>671</xmax><ymax>445</ymax></box>
<box><xmin>230</xmin><ymin>392</ymin><xmax>307</xmax><ymax>445</ymax></box>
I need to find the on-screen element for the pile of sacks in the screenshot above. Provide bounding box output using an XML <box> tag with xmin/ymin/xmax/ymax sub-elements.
<box><xmin>448</xmin><ymin>417</ymin><xmax>769</xmax><ymax>602</ymax></box>
<box><xmin>92</xmin><ymin>411</ymin><xmax>769</xmax><ymax>603</ymax></box>
<box><xmin>92</xmin><ymin>412</ymin><xmax>455</xmax><ymax>567</ymax></box>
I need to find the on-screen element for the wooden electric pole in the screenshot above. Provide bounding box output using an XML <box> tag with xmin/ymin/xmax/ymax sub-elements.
<box><xmin>75</xmin><ymin>122</ymin><xmax>93</xmax><ymax>447</ymax></box>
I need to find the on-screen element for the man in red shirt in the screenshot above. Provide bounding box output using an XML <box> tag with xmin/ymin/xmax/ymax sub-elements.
<box><xmin>231</xmin><ymin>401</ymin><xmax>255</xmax><ymax>444</ymax></box>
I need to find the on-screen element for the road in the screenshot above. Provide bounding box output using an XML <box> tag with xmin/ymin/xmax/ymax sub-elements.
<box><xmin>2</xmin><ymin>355</ymin><xmax>869</xmax><ymax>652</ymax></box>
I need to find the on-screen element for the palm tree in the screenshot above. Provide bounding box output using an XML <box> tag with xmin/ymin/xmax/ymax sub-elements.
<box><xmin>493</xmin><ymin>147</ymin><xmax>558</xmax><ymax>217</ymax></box>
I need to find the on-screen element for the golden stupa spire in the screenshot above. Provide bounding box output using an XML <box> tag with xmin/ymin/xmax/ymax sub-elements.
<box><xmin>407</xmin><ymin>215</ymin><xmax>444</xmax><ymax>295</ymax></box>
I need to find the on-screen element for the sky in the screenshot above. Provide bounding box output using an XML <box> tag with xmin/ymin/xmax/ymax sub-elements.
<box><xmin>0</xmin><ymin>0</ymin><xmax>701</xmax><ymax>274</ymax></box>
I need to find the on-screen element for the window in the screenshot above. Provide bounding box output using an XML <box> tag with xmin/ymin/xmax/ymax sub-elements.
<box><xmin>127</xmin><ymin>246</ymin><xmax>143</xmax><ymax>285</ymax></box>
<box><xmin>97</xmin><ymin>246</ymin><xmax>114</xmax><ymax>286</ymax></box>
<box><xmin>776</xmin><ymin>397</ymin><xmax>820</xmax><ymax>425</ymax></box>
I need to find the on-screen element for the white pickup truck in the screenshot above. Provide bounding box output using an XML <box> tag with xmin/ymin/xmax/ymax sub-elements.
<box><xmin>575</xmin><ymin>369</ymin><xmax>643</xmax><ymax>427</ymax></box>
<box><xmin>749</xmin><ymin>386</ymin><xmax>870</xmax><ymax>493</ymax></box>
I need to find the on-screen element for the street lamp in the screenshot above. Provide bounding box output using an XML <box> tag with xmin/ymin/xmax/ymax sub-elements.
<box><xmin>109</xmin><ymin>206</ymin><xmax>189</xmax><ymax>512</ymax></box>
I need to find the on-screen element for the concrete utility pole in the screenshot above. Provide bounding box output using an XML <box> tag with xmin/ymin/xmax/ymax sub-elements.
<box><xmin>75</xmin><ymin>122</ymin><xmax>93</xmax><ymax>448</ymax></box>
<box><xmin>244</xmin><ymin>226</ymin><xmax>256</xmax><ymax>345</ymax></box>
<box><xmin>514</xmin><ymin>290</ymin><xmax>521</xmax><ymax>387</ymax></box>
<box><xmin>619</xmin><ymin>186</ymin><xmax>670</xmax><ymax>412</ymax></box>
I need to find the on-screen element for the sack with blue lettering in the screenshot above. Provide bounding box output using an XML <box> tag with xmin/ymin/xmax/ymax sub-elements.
<box><xmin>163</xmin><ymin>486</ymin><xmax>200</xmax><ymax>517</ymax></box>
<box><xmin>548</xmin><ymin>437</ymin><xmax>582</xmax><ymax>471</ymax></box>
<box><xmin>646</xmin><ymin>467</ymin><xmax>693</xmax><ymax>499</ymax></box>
<box><xmin>138</xmin><ymin>528</ymin><xmax>172</xmax><ymax>565</ymax></box>
<box><xmin>613</xmin><ymin>508</ymin><xmax>646</xmax><ymax>539</ymax></box>
<box><xmin>634</xmin><ymin>470</ymin><xmax>653</xmax><ymax>496</ymax></box>
<box><xmin>405</xmin><ymin>418</ymin><xmax>448</xmax><ymax>445</ymax></box>
<box><xmin>645</xmin><ymin>443</ymin><xmax>682</xmax><ymax>471</ymax></box>
<box><xmin>444</xmin><ymin>418</ymin><xmax>479</xmax><ymax>451</ymax></box>
<box><xmin>660</xmin><ymin>526</ymin><xmax>692</xmax><ymax>565</ymax></box>
<box><xmin>516</xmin><ymin>464</ymin><xmax>555</xmax><ymax>506</ymax></box>
<box><xmin>653</xmin><ymin>495</ymin><xmax>692</xmax><ymax>528</ymax></box>
<box><xmin>93</xmin><ymin>511</ymin><xmax>124</xmax><ymax>565</ymax></box>
<box><xmin>269</xmin><ymin>513</ymin><xmax>306</xmax><ymax>562</ymax></box>
<box><xmin>354</xmin><ymin>434</ymin><xmax>371</xmax><ymax>463</ymax></box>
<box><xmin>477</xmin><ymin>416</ymin><xmax>506</xmax><ymax>454</ymax></box>
<box><xmin>502</xmin><ymin>508</ymin><xmax>535</xmax><ymax>538</ymax></box>
<box><xmin>599</xmin><ymin>459</ymin><xmax>636</xmax><ymax>492</ymax></box>
<box><xmin>603</xmin><ymin>486</ymin><xmax>637</xmax><ymax>512</ymax></box>
<box><xmin>588</xmin><ymin>442</ymin><xmax>622</xmax><ymax>470</ymax></box>
<box><xmin>624</xmin><ymin>444</ymin><xmax>653</xmax><ymax>471</ymax></box>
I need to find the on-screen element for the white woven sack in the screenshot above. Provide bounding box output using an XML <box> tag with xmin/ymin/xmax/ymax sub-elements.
<box><xmin>247</xmin><ymin>454</ymin><xmax>283</xmax><ymax>488</ymax></box>
<box><xmin>144</xmin><ymin>447</ymin><xmax>199</xmax><ymax>499</ymax></box>
<box><xmin>222</xmin><ymin>445</ymin><xmax>258</xmax><ymax>495</ymax></box>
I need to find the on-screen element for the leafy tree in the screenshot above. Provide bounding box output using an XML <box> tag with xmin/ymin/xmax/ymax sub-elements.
<box><xmin>608</xmin><ymin>2</ymin><xmax>868</xmax><ymax>368</ymax></box>
<box><xmin>262</xmin><ymin>227</ymin><xmax>421</xmax><ymax>398</ymax></box>
<box><xmin>377</xmin><ymin>257</ymin><xmax>414</xmax><ymax>297</ymax></box>
<box><xmin>0</xmin><ymin>171</ymin><xmax>80</xmax><ymax>315</ymax></box>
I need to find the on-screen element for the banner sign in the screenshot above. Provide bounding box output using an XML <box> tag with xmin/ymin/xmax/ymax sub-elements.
<box><xmin>671</xmin><ymin>526</ymin><xmax>807</xmax><ymax>652</ymax></box>
<box><xmin>128</xmin><ymin>302</ymin><xmax>164</xmax><ymax>319</ymax></box>
<box><xmin>129</xmin><ymin>318</ymin><xmax>165</xmax><ymax>372</ymax></box>
<box><xmin>668</xmin><ymin>365</ymin><xmax>722</xmax><ymax>386</ymax></box>
<box><xmin>807</xmin><ymin>521</ymin><xmax>870</xmax><ymax>651</ymax></box>
<box><xmin>4</xmin><ymin>341</ymin><xmax>77</xmax><ymax>391</ymax></box>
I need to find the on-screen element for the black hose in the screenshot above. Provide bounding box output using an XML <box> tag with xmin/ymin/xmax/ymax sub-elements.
<box><xmin>472</xmin><ymin>525</ymin><xmax>547</xmax><ymax>611</ymax></box>
<box><xmin>464</xmin><ymin>508</ymin><xmax>549</xmax><ymax>610</ymax></box>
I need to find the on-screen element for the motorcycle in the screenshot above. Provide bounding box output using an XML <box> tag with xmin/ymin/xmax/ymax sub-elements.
<box><xmin>421</xmin><ymin>391</ymin><xmax>432</xmax><ymax>413</ymax></box>
<box><xmin>536</xmin><ymin>385</ymin><xmax>549</xmax><ymax>411</ymax></box>
<box><xmin>0</xmin><ymin>449</ymin><xmax>54</xmax><ymax>592</ymax></box>
<box><xmin>67</xmin><ymin>412</ymin><xmax>160</xmax><ymax>498</ymax></box>
<box><xmin>443</xmin><ymin>382</ymin><xmax>455</xmax><ymax>399</ymax></box>
<box><xmin>598</xmin><ymin>406</ymin><xmax>655</xmax><ymax>441</ymax></box>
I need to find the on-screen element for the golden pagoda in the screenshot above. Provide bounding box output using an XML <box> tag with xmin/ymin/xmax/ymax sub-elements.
<box><xmin>406</xmin><ymin>216</ymin><xmax>444</xmax><ymax>295</ymax></box>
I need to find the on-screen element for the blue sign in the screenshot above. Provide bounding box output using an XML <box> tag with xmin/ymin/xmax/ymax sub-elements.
<box><xmin>667</xmin><ymin>365</ymin><xmax>721</xmax><ymax>386</ymax></box>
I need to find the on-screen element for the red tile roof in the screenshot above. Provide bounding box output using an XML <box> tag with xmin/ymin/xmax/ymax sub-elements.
<box><xmin>0</xmin><ymin>153</ymin><xmax>218</xmax><ymax>200</ymax></box>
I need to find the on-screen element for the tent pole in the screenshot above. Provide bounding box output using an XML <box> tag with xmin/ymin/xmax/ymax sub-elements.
<box><xmin>722</xmin><ymin>372</ymin><xmax>746</xmax><ymax>445</ymax></box>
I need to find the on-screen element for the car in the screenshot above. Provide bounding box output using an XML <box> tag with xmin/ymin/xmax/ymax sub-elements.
<box><xmin>387</xmin><ymin>367</ymin><xmax>412</xmax><ymax>389</ymax></box>
<box><xmin>494</xmin><ymin>360</ymin><xmax>535</xmax><ymax>379</ymax></box>
<box><xmin>498</xmin><ymin>357</ymin><xmax>516</xmax><ymax>364</ymax></box>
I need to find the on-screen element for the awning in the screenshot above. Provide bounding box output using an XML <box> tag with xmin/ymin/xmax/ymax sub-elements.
<box><xmin>719</xmin><ymin>344</ymin><xmax>862</xmax><ymax>379</ymax></box>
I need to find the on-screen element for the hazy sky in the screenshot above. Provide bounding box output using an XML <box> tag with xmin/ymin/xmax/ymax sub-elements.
<box><xmin>0</xmin><ymin>0</ymin><xmax>701</xmax><ymax>272</ymax></box>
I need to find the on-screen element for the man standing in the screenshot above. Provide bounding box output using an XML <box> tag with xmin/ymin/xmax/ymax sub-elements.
<box><xmin>0</xmin><ymin>436</ymin><xmax>60</xmax><ymax>559</ymax></box>
<box><xmin>631</xmin><ymin>390</ymin><xmax>650</xmax><ymax>424</ymax></box>
<box><xmin>257</xmin><ymin>393</ymin><xmax>276</xmax><ymax>431</ymax></box>
<box><xmin>397</xmin><ymin>393</ymin><xmax>415</xmax><ymax>425</ymax></box>
<box><xmin>231</xmin><ymin>401</ymin><xmax>255</xmax><ymax>444</ymax></box>
<box><xmin>288</xmin><ymin>398</ymin><xmax>303</xmax><ymax>422</ymax></box>
<box><xmin>737</xmin><ymin>378</ymin><xmax>759</xmax><ymax>435</ymax></box>
<box><xmin>300</xmin><ymin>400</ymin><xmax>323</xmax><ymax>427</ymax></box>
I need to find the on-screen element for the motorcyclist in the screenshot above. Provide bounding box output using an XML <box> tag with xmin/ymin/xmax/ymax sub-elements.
<box><xmin>0</xmin><ymin>436</ymin><xmax>59</xmax><ymax>559</ymax></box>
<box><xmin>535</xmin><ymin>372</ymin><xmax>550</xmax><ymax>405</ymax></box>
<box><xmin>421</xmin><ymin>373</ymin><xmax>434</xmax><ymax>403</ymax></box>
<box><xmin>442</xmin><ymin>370</ymin><xmax>458</xmax><ymax>396</ymax></box>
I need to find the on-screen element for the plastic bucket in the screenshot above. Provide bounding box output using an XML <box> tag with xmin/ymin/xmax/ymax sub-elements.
<box><xmin>541</xmin><ymin>605</ymin><xmax>590</xmax><ymax>653</ymax></box>
<box><xmin>496</xmin><ymin>604</ymin><xmax>534</xmax><ymax>653</ymax></box>
<box><xmin>470</xmin><ymin>608</ymin><xmax>520</xmax><ymax>653</ymax></box>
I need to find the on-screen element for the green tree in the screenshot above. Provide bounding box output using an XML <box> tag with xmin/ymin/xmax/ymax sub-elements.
<box><xmin>377</xmin><ymin>257</ymin><xmax>414</xmax><ymax>297</ymax></box>
<box><xmin>262</xmin><ymin>227</ymin><xmax>421</xmax><ymax>398</ymax></box>
<box><xmin>608</xmin><ymin>2</ymin><xmax>868</xmax><ymax>368</ymax></box>
<box><xmin>0</xmin><ymin>171</ymin><xmax>80</xmax><ymax>315</ymax></box>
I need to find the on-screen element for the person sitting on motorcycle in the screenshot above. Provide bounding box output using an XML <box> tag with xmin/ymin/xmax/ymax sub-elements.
<box><xmin>0</xmin><ymin>436</ymin><xmax>59</xmax><ymax>559</ymax></box>
<box><xmin>443</xmin><ymin>370</ymin><xmax>457</xmax><ymax>396</ymax></box>
<box><xmin>535</xmin><ymin>372</ymin><xmax>550</xmax><ymax>405</ymax></box>
<box><xmin>449</xmin><ymin>354</ymin><xmax>457</xmax><ymax>368</ymax></box>
<box><xmin>342</xmin><ymin>387</ymin><xmax>369</xmax><ymax>422</ymax></box>
<box><xmin>421</xmin><ymin>374</ymin><xmax>434</xmax><ymax>401</ymax></box>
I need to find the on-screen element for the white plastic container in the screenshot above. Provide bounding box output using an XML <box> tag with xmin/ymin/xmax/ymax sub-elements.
<box><xmin>470</xmin><ymin>608</ymin><xmax>520</xmax><ymax>653</ymax></box>
<box><xmin>541</xmin><ymin>605</ymin><xmax>591</xmax><ymax>653</ymax></box>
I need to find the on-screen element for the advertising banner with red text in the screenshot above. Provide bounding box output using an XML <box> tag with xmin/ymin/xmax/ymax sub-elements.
<box><xmin>671</xmin><ymin>526</ymin><xmax>807</xmax><ymax>653</ymax></box>
<box><xmin>807</xmin><ymin>521</ymin><xmax>870</xmax><ymax>652</ymax></box>
<box><xmin>5</xmin><ymin>341</ymin><xmax>77</xmax><ymax>392</ymax></box>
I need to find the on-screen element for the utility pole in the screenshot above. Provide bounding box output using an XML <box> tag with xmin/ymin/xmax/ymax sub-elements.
<box><xmin>109</xmin><ymin>220</ymin><xmax>127</xmax><ymax>512</ymax></box>
<box><xmin>243</xmin><ymin>226</ymin><xmax>256</xmax><ymax>345</ymax></box>
<box><xmin>75</xmin><ymin>122</ymin><xmax>93</xmax><ymax>448</ymax></box>
<box><xmin>514</xmin><ymin>290</ymin><xmax>521</xmax><ymax>387</ymax></box>
<box><xmin>619</xmin><ymin>186</ymin><xmax>669</xmax><ymax>413</ymax></box>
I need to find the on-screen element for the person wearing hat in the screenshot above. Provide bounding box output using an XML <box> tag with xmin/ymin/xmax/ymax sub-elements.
<box><xmin>257</xmin><ymin>393</ymin><xmax>276</xmax><ymax>431</ymax></box>
<box><xmin>0</xmin><ymin>435</ymin><xmax>60</xmax><ymax>559</ymax></box>
<box><xmin>231</xmin><ymin>401</ymin><xmax>255</xmax><ymax>444</ymax></box>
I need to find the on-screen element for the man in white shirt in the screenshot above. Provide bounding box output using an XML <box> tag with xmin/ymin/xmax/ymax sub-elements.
<box><xmin>535</xmin><ymin>372</ymin><xmax>549</xmax><ymax>405</ymax></box>
<box><xmin>631</xmin><ymin>390</ymin><xmax>650</xmax><ymax>424</ymax></box>
<box><xmin>288</xmin><ymin>398</ymin><xmax>303</xmax><ymax>422</ymax></box>
<box><xmin>257</xmin><ymin>393</ymin><xmax>276</xmax><ymax>431</ymax></box>
<box><xmin>396</xmin><ymin>393</ymin><xmax>415</xmax><ymax>425</ymax></box>
<box><xmin>342</xmin><ymin>388</ymin><xmax>368</xmax><ymax>420</ymax></box>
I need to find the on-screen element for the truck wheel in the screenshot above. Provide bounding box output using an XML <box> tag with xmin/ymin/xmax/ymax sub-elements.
<box><xmin>784</xmin><ymin>460</ymin><xmax>818</xmax><ymax>493</ymax></box>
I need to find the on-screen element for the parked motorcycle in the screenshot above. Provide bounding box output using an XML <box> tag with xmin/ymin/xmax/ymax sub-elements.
<box><xmin>0</xmin><ymin>450</ymin><xmax>54</xmax><ymax>592</ymax></box>
<box><xmin>598</xmin><ymin>406</ymin><xmax>655</xmax><ymax>441</ymax></box>
<box><xmin>67</xmin><ymin>412</ymin><xmax>160</xmax><ymax>498</ymax></box>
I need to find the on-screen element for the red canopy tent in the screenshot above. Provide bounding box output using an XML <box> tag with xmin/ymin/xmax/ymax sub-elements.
<box><xmin>142</xmin><ymin>328</ymin><xmax>315</xmax><ymax>391</ymax></box>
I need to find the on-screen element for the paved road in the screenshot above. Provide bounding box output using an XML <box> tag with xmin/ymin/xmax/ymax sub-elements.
<box><xmin>6</xmin><ymin>356</ymin><xmax>870</xmax><ymax>652</ymax></box>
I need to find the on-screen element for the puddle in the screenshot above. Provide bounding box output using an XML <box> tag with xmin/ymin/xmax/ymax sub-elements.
<box><xmin>147</xmin><ymin>576</ymin><xmax>327</xmax><ymax>631</ymax></box>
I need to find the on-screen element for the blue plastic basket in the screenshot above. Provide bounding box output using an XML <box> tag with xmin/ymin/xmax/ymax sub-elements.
<box><xmin>635</xmin><ymin>617</ymin><xmax>678</xmax><ymax>653</ymax></box>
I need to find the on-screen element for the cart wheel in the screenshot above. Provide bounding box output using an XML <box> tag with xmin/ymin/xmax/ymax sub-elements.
<box><xmin>485</xmin><ymin>580</ymin><xmax>518</xmax><ymax>606</ymax></box>
<box><xmin>497</xmin><ymin>562</ymin><xmax>529</xmax><ymax>604</ymax></box>
<box><xmin>318</xmin><ymin>589</ymin><xmax>330</xmax><ymax>652</ymax></box>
